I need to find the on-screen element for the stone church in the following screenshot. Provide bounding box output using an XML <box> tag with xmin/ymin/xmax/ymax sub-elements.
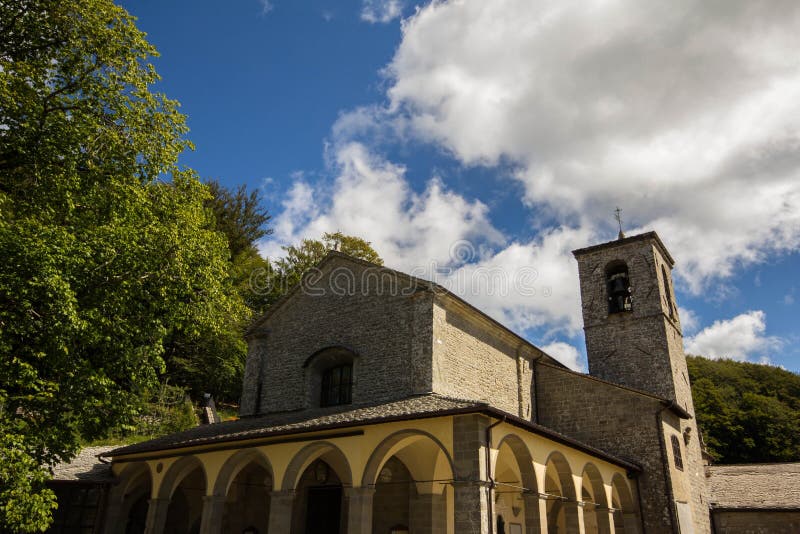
<box><xmin>53</xmin><ymin>231</ymin><xmax>799</xmax><ymax>533</ymax></box>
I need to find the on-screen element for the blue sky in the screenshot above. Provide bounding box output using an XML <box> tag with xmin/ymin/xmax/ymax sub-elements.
<box><xmin>121</xmin><ymin>0</ymin><xmax>799</xmax><ymax>372</ymax></box>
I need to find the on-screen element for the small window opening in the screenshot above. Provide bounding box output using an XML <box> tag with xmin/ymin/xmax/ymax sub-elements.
<box><xmin>671</xmin><ymin>435</ymin><xmax>684</xmax><ymax>471</ymax></box>
<box><xmin>606</xmin><ymin>262</ymin><xmax>632</xmax><ymax>314</ymax></box>
<box><xmin>321</xmin><ymin>364</ymin><xmax>352</xmax><ymax>407</ymax></box>
<box><xmin>661</xmin><ymin>265</ymin><xmax>675</xmax><ymax>318</ymax></box>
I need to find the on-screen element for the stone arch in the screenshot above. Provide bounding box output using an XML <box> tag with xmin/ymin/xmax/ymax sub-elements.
<box><xmin>544</xmin><ymin>450</ymin><xmax>579</xmax><ymax>534</ymax></box>
<box><xmin>157</xmin><ymin>455</ymin><xmax>207</xmax><ymax>500</ymax></box>
<box><xmin>116</xmin><ymin>461</ymin><xmax>153</xmax><ymax>499</ymax></box>
<box><xmin>581</xmin><ymin>463</ymin><xmax>609</xmax><ymax>534</ymax></box>
<box><xmin>610</xmin><ymin>473</ymin><xmax>640</xmax><ymax>534</ymax></box>
<box><xmin>543</xmin><ymin>451</ymin><xmax>576</xmax><ymax>500</ymax></box>
<box><xmin>303</xmin><ymin>346</ymin><xmax>359</xmax><ymax>408</ymax></box>
<box><xmin>107</xmin><ymin>462</ymin><xmax>152</xmax><ymax>534</ymax></box>
<box><xmin>212</xmin><ymin>448</ymin><xmax>274</xmax><ymax>497</ymax></box>
<box><xmin>362</xmin><ymin>429</ymin><xmax>453</xmax><ymax>534</ymax></box>
<box><xmin>282</xmin><ymin>441</ymin><xmax>353</xmax><ymax>490</ymax></box>
<box><xmin>581</xmin><ymin>462</ymin><xmax>608</xmax><ymax>508</ymax></box>
<box><xmin>494</xmin><ymin>433</ymin><xmax>541</xmax><ymax>534</ymax></box>
<box><xmin>495</xmin><ymin>433</ymin><xmax>538</xmax><ymax>493</ymax></box>
<box><xmin>361</xmin><ymin>429</ymin><xmax>454</xmax><ymax>491</ymax></box>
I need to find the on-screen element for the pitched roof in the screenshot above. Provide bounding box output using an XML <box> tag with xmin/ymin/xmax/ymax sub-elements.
<box><xmin>707</xmin><ymin>463</ymin><xmax>800</xmax><ymax>510</ymax></box>
<box><xmin>103</xmin><ymin>393</ymin><xmax>639</xmax><ymax>472</ymax></box>
<box><xmin>50</xmin><ymin>446</ymin><xmax>116</xmax><ymax>483</ymax></box>
<box><xmin>105</xmin><ymin>394</ymin><xmax>484</xmax><ymax>457</ymax></box>
<box><xmin>247</xmin><ymin>251</ymin><xmax>565</xmax><ymax>368</ymax></box>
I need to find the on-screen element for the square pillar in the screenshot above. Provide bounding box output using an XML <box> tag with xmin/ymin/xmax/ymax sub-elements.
<box><xmin>267</xmin><ymin>490</ymin><xmax>295</xmax><ymax>533</ymax></box>
<box><xmin>452</xmin><ymin>414</ymin><xmax>491</xmax><ymax>534</ymax></box>
<box><xmin>199</xmin><ymin>495</ymin><xmax>226</xmax><ymax>534</ymax></box>
<box><xmin>345</xmin><ymin>487</ymin><xmax>375</xmax><ymax>534</ymax></box>
<box><xmin>410</xmin><ymin>492</ymin><xmax>447</xmax><ymax>534</ymax></box>
<box><xmin>143</xmin><ymin>498</ymin><xmax>170</xmax><ymax>534</ymax></box>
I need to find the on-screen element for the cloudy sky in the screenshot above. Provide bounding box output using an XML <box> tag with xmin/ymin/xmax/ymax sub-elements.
<box><xmin>122</xmin><ymin>0</ymin><xmax>800</xmax><ymax>372</ymax></box>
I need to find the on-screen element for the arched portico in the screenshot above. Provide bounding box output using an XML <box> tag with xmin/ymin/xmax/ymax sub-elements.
<box><xmin>544</xmin><ymin>451</ymin><xmax>580</xmax><ymax>534</ymax></box>
<box><xmin>362</xmin><ymin>430</ymin><xmax>455</xmax><ymax>534</ymax></box>
<box><xmin>214</xmin><ymin>449</ymin><xmax>274</xmax><ymax>533</ymax></box>
<box><xmin>581</xmin><ymin>463</ymin><xmax>611</xmax><ymax>534</ymax></box>
<box><xmin>105</xmin><ymin>462</ymin><xmax>152</xmax><ymax>534</ymax></box>
<box><xmin>610</xmin><ymin>473</ymin><xmax>640</xmax><ymax>534</ymax></box>
<box><xmin>494</xmin><ymin>434</ymin><xmax>544</xmax><ymax>534</ymax></box>
<box><xmin>274</xmin><ymin>441</ymin><xmax>354</xmax><ymax>534</ymax></box>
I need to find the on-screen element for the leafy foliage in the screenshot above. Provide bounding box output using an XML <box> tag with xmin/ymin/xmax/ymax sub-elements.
<box><xmin>687</xmin><ymin>356</ymin><xmax>800</xmax><ymax>463</ymax></box>
<box><xmin>0</xmin><ymin>0</ymin><xmax>245</xmax><ymax>529</ymax></box>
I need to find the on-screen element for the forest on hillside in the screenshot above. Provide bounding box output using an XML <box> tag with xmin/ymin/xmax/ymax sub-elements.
<box><xmin>687</xmin><ymin>355</ymin><xmax>800</xmax><ymax>464</ymax></box>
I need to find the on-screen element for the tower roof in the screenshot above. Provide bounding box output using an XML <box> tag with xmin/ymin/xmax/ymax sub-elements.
<box><xmin>572</xmin><ymin>230</ymin><xmax>675</xmax><ymax>266</ymax></box>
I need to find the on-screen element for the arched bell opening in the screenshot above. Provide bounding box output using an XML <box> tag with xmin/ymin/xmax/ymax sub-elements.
<box><xmin>605</xmin><ymin>261</ymin><xmax>632</xmax><ymax>314</ymax></box>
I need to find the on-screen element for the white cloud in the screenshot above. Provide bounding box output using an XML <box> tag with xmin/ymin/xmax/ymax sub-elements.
<box><xmin>440</xmin><ymin>226</ymin><xmax>589</xmax><ymax>335</ymax></box>
<box><xmin>541</xmin><ymin>341</ymin><xmax>585</xmax><ymax>372</ymax></box>
<box><xmin>361</xmin><ymin>0</ymin><xmax>404</xmax><ymax>24</ymax></box>
<box><xmin>382</xmin><ymin>0</ymin><xmax>800</xmax><ymax>293</ymax></box>
<box><xmin>678</xmin><ymin>307</ymin><xmax>700</xmax><ymax>334</ymax></box>
<box><xmin>685</xmin><ymin>310</ymin><xmax>782</xmax><ymax>361</ymax></box>
<box><xmin>260</xmin><ymin>142</ymin><xmax>503</xmax><ymax>272</ymax></box>
<box><xmin>258</xmin><ymin>0</ymin><xmax>273</xmax><ymax>15</ymax></box>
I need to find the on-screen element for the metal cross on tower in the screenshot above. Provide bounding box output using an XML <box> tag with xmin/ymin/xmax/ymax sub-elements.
<box><xmin>615</xmin><ymin>207</ymin><xmax>625</xmax><ymax>239</ymax></box>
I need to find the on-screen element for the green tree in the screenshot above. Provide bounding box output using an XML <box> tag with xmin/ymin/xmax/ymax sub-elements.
<box><xmin>249</xmin><ymin>232</ymin><xmax>383</xmax><ymax>312</ymax></box>
<box><xmin>276</xmin><ymin>232</ymin><xmax>383</xmax><ymax>288</ymax></box>
<box><xmin>687</xmin><ymin>356</ymin><xmax>800</xmax><ymax>463</ymax></box>
<box><xmin>0</xmin><ymin>1</ymin><xmax>244</xmax><ymax>529</ymax></box>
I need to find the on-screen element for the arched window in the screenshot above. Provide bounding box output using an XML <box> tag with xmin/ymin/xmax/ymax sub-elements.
<box><xmin>670</xmin><ymin>434</ymin><xmax>684</xmax><ymax>471</ymax></box>
<box><xmin>662</xmin><ymin>265</ymin><xmax>675</xmax><ymax>318</ymax></box>
<box><xmin>605</xmin><ymin>261</ymin><xmax>632</xmax><ymax>314</ymax></box>
<box><xmin>321</xmin><ymin>364</ymin><xmax>352</xmax><ymax>407</ymax></box>
<box><xmin>304</xmin><ymin>346</ymin><xmax>357</xmax><ymax>408</ymax></box>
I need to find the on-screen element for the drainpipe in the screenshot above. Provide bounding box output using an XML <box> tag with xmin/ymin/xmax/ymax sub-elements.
<box><xmin>486</xmin><ymin>416</ymin><xmax>506</xmax><ymax>534</ymax></box>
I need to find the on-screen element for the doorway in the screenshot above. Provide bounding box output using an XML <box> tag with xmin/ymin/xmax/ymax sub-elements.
<box><xmin>305</xmin><ymin>486</ymin><xmax>342</xmax><ymax>534</ymax></box>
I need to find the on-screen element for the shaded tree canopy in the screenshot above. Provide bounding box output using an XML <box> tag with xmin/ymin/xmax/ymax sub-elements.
<box><xmin>687</xmin><ymin>355</ymin><xmax>800</xmax><ymax>464</ymax></box>
<box><xmin>0</xmin><ymin>0</ymin><xmax>245</xmax><ymax>530</ymax></box>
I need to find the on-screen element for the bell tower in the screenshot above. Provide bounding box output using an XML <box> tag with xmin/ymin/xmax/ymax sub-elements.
<box><xmin>572</xmin><ymin>231</ymin><xmax>692</xmax><ymax>410</ymax></box>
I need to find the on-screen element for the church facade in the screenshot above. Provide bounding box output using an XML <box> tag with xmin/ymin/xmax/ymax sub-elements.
<box><xmin>101</xmin><ymin>232</ymin><xmax>720</xmax><ymax>533</ymax></box>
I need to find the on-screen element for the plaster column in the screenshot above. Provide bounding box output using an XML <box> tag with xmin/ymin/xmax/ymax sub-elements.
<box><xmin>596</xmin><ymin>508</ymin><xmax>615</xmax><ymax>534</ymax></box>
<box><xmin>346</xmin><ymin>487</ymin><xmax>375</xmax><ymax>534</ymax></box>
<box><xmin>562</xmin><ymin>501</ymin><xmax>586</xmax><ymax>534</ymax></box>
<box><xmin>199</xmin><ymin>495</ymin><xmax>227</xmax><ymax>534</ymax></box>
<box><xmin>410</xmin><ymin>492</ymin><xmax>447</xmax><ymax>534</ymax></box>
<box><xmin>267</xmin><ymin>490</ymin><xmax>295</xmax><ymax>533</ymax></box>
<box><xmin>521</xmin><ymin>493</ymin><xmax>548</xmax><ymax>534</ymax></box>
<box><xmin>143</xmin><ymin>497</ymin><xmax>170</xmax><ymax>534</ymax></box>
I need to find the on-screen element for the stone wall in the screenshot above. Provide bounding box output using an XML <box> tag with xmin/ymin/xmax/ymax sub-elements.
<box><xmin>431</xmin><ymin>299</ymin><xmax>536</xmax><ymax>417</ymax></box>
<box><xmin>241</xmin><ymin>257</ymin><xmax>434</xmax><ymax>415</ymax></box>
<box><xmin>536</xmin><ymin>362</ymin><xmax>674</xmax><ymax>533</ymax></box>
<box><xmin>712</xmin><ymin>510</ymin><xmax>800</xmax><ymax>534</ymax></box>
